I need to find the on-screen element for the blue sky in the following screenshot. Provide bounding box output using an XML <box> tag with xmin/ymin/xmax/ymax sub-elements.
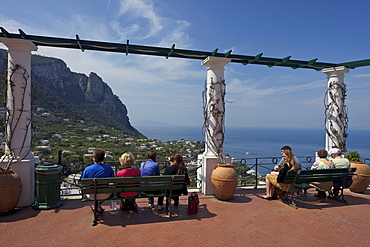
<box><xmin>1</xmin><ymin>0</ymin><xmax>369</xmax><ymax>129</ymax></box>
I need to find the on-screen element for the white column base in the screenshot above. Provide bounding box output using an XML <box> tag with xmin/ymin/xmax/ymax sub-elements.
<box><xmin>1</xmin><ymin>157</ymin><xmax>35</xmax><ymax>207</ymax></box>
<box><xmin>197</xmin><ymin>154</ymin><xmax>231</xmax><ymax>195</ymax></box>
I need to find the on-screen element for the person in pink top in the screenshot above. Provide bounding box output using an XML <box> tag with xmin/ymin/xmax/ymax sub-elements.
<box><xmin>116</xmin><ymin>152</ymin><xmax>141</xmax><ymax>213</ymax></box>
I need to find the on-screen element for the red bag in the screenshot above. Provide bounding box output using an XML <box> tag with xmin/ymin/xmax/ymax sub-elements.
<box><xmin>187</xmin><ymin>192</ymin><xmax>199</xmax><ymax>214</ymax></box>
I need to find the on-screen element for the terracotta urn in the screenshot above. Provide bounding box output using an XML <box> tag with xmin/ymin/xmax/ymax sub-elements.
<box><xmin>211</xmin><ymin>164</ymin><xmax>238</xmax><ymax>201</ymax></box>
<box><xmin>0</xmin><ymin>169</ymin><xmax>22</xmax><ymax>215</ymax></box>
<box><xmin>349</xmin><ymin>162</ymin><xmax>370</xmax><ymax>193</ymax></box>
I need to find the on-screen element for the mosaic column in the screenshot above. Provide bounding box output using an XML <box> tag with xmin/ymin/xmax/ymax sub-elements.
<box><xmin>0</xmin><ymin>37</ymin><xmax>37</xmax><ymax>206</ymax></box>
<box><xmin>198</xmin><ymin>56</ymin><xmax>231</xmax><ymax>195</ymax></box>
<box><xmin>322</xmin><ymin>66</ymin><xmax>350</xmax><ymax>152</ymax></box>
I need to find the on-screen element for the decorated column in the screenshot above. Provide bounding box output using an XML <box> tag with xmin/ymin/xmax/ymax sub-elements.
<box><xmin>198</xmin><ymin>56</ymin><xmax>231</xmax><ymax>195</ymax></box>
<box><xmin>322</xmin><ymin>66</ymin><xmax>350</xmax><ymax>152</ymax></box>
<box><xmin>0</xmin><ymin>37</ymin><xmax>37</xmax><ymax>206</ymax></box>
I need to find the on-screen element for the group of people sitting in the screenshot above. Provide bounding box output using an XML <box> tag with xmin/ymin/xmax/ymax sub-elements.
<box><xmin>81</xmin><ymin>148</ymin><xmax>190</xmax><ymax>214</ymax></box>
<box><xmin>263</xmin><ymin>146</ymin><xmax>352</xmax><ymax>200</ymax></box>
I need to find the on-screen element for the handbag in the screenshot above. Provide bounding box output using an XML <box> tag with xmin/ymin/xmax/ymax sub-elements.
<box><xmin>187</xmin><ymin>192</ymin><xmax>199</xmax><ymax>214</ymax></box>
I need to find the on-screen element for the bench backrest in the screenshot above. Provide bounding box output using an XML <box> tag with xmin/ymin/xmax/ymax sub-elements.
<box><xmin>283</xmin><ymin>168</ymin><xmax>356</xmax><ymax>184</ymax></box>
<box><xmin>80</xmin><ymin>175</ymin><xmax>185</xmax><ymax>195</ymax></box>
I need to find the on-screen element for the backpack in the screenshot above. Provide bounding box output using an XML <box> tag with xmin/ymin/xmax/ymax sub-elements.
<box><xmin>187</xmin><ymin>192</ymin><xmax>199</xmax><ymax>214</ymax></box>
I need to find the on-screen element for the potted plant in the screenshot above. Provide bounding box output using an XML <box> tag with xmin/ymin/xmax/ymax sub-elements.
<box><xmin>346</xmin><ymin>151</ymin><xmax>361</xmax><ymax>162</ymax></box>
<box><xmin>202</xmin><ymin>78</ymin><xmax>238</xmax><ymax>201</ymax></box>
<box><xmin>345</xmin><ymin>151</ymin><xmax>370</xmax><ymax>193</ymax></box>
<box><xmin>0</xmin><ymin>156</ymin><xmax>23</xmax><ymax>215</ymax></box>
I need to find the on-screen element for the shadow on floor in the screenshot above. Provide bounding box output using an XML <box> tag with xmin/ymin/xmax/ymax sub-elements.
<box><xmin>92</xmin><ymin>203</ymin><xmax>217</xmax><ymax>227</ymax></box>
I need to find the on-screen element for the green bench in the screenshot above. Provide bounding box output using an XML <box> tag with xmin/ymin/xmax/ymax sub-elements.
<box><xmin>279</xmin><ymin>167</ymin><xmax>356</xmax><ymax>209</ymax></box>
<box><xmin>81</xmin><ymin>175</ymin><xmax>185</xmax><ymax>226</ymax></box>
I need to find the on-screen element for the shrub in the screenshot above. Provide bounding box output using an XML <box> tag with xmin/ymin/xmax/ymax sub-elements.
<box><xmin>346</xmin><ymin>151</ymin><xmax>361</xmax><ymax>162</ymax></box>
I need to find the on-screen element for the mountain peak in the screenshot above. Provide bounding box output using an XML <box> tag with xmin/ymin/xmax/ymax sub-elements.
<box><xmin>0</xmin><ymin>48</ymin><xmax>143</xmax><ymax>137</ymax></box>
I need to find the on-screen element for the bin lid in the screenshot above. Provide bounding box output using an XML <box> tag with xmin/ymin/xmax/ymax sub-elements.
<box><xmin>36</xmin><ymin>165</ymin><xmax>63</xmax><ymax>173</ymax></box>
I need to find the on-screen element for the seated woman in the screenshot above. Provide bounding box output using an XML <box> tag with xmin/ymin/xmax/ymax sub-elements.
<box><xmin>263</xmin><ymin>150</ymin><xmax>300</xmax><ymax>200</ymax></box>
<box><xmin>310</xmin><ymin>149</ymin><xmax>332</xmax><ymax>198</ymax></box>
<box><xmin>116</xmin><ymin>152</ymin><xmax>141</xmax><ymax>213</ymax></box>
<box><xmin>163</xmin><ymin>153</ymin><xmax>191</xmax><ymax>207</ymax></box>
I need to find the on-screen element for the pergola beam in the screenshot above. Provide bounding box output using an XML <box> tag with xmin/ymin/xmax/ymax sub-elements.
<box><xmin>268</xmin><ymin>55</ymin><xmax>291</xmax><ymax>67</ymax></box>
<box><xmin>338</xmin><ymin>59</ymin><xmax>370</xmax><ymax>69</ymax></box>
<box><xmin>1</xmin><ymin>27</ymin><xmax>369</xmax><ymax>70</ymax></box>
<box><xmin>166</xmin><ymin>44</ymin><xmax>175</xmax><ymax>59</ymax></box>
<box><xmin>76</xmin><ymin>35</ymin><xmax>84</xmax><ymax>52</ymax></box>
<box><xmin>242</xmin><ymin>53</ymin><xmax>263</xmax><ymax>65</ymax></box>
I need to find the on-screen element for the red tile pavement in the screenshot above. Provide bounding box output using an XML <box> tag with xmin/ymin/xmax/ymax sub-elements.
<box><xmin>1</xmin><ymin>187</ymin><xmax>369</xmax><ymax>247</ymax></box>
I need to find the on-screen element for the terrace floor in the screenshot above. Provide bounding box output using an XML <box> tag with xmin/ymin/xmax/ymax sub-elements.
<box><xmin>1</xmin><ymin>187</ymin><xmax>369</xmax><ymax>247</ymax></box>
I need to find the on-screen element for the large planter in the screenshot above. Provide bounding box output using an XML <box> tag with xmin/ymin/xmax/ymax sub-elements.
<box><xmin>0</xmin><ymin>169</ymin><xmax>22</xmax><ymax>215</ymax></box>
<box><xmin>349</xmin><ymin>162</ymin><xmax>370</xmax><ymax>193</ymax></box>
<box><xmin>211</xmin><ymin>164</ymin><xmax>238</xmax><ymax>201</ymax></box>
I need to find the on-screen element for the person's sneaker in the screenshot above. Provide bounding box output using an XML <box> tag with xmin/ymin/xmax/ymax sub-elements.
<box><xmin>148</xmin><ymin>204</ymin><xmax>154</xmax><ymax>209</ymax></box>
<box><xmin>157</xmin><ymin>205</ymin><xmax>164</xmax><ymax>211</ymax></box>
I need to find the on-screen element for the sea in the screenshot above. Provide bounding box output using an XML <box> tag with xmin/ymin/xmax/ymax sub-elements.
<box><xmin>136</xmin><ymin>125</ymin><xmax>370</xmax><ymax>161</ymax></box>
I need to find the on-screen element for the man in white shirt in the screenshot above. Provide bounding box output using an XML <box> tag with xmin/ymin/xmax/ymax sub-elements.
<box><xmin>329</xmin><ymin>148</ymin><xmax>350</xmax><ymax>168</ymax></box>
<box><xmin>328</xmin><ymin>148</ymin><xmax>352</xmax><ymax>198</ymax></box>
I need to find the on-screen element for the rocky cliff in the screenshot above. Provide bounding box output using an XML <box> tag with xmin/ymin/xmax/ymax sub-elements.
<box><xmin>0</xmin><ymin>49</ymin><xmax>142</xmax><ymax>136</ymax></box>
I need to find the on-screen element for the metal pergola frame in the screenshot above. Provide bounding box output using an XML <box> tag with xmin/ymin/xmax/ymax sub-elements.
<box><xmin>2</xmin><ymin>27</ymin><xmax>370</xmax><ymax>70</ymax></box>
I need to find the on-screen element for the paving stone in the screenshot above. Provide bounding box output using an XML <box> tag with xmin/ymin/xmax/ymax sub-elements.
<box><xmin>0</xmin><ymin>188</ymin><xmax>369</xmax><ymax>246</ymax></box>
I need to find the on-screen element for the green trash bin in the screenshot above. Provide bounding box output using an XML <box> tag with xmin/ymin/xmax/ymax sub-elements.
<box><xmin>33</xmin><ymin>165</ymin><xmax>63</xmax><ymax>210</ymax></box>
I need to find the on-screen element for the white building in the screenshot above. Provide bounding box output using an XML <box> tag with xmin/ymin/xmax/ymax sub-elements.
<box><xmin>35</xmin><ymin>146</ymin><xmax>51</xmax><ymax>151</ymax></box>
<box><xmin>41</xmin><ymin>140</ymin><xmax>49</xmax><ymax>144</ymax></box>
<box><xmin>138</xmin><ymin>146</ymin><xmax>148</xmax><ymax>151</ymax></box>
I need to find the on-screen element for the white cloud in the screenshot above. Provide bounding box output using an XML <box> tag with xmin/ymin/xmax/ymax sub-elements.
<box><xmin>118</xmin><ymin>0</ymin><xmax>163</xmax><ymax>39</ymax></box>
<box><xmin>110</xmin><ymin>20</ymin><xmax>140</xmax><ymax>41</ymax></box>
<box><xmin>157</xmin><ymin>20</ymin><xmax>192</xmax><ymax>48</ymax></box>
<box><xmin>226</xmin><ymin>75</ymin><xmax>325</xmax><ymax>105</ymax></box>
<box><xmin>1</xmin><ymin>0</ymin><xmax>369</xmax><ymax>129</ymax></box>
<box><xmin>302</xmin><ymin>95</ymin><xmax>324</xmax><ymax>105</ymax></box>
<box><xmin>352</xmin><ymin>72</ymin><xmax>370</xmax><ymax>78</ymax></box>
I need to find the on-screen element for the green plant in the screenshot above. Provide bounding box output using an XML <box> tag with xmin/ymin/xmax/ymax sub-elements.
<box><xmin>346</xmin><ymin>151</ymin><xmax>361</xmax><ymax>162</ymax></box>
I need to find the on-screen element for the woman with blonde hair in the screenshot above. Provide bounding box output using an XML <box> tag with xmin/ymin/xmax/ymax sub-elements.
<box><xmin>116</xmin><ymin>152</ymin><xmax>141</xmax><ymax>213</ymax></box>
<box><xmin>263</xmin><ymin>150</ymin><xmax>300</xmax><ymax>200</ymax></box>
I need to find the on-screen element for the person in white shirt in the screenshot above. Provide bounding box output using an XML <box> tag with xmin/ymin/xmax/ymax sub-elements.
<box><xmin>328</xmin><ymin>148</ymin><xmax>352</xmax><ymax>198</ymax></box>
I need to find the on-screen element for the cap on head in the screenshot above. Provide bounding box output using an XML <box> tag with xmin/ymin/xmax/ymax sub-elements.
<box><xmin>328</xmin><ymin>148</ymin><xmax>341</xmax><ymax>155</ymax></box>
